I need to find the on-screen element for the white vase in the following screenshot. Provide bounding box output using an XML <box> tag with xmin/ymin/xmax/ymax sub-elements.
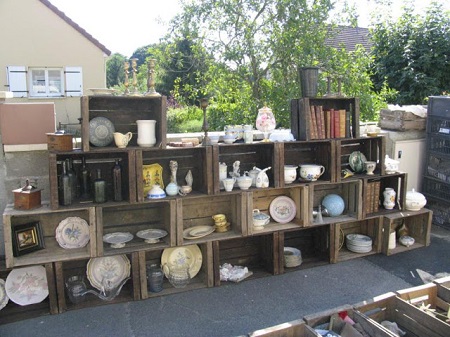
<box><xmin>136</xmin><ymin>120</ymin><xmax>156</xmax><ymax>147</ymax></box>
<box><xmin>383</xmin><ymin>188</ymin><xmax>396</xmax><ymax>210</ymax></box>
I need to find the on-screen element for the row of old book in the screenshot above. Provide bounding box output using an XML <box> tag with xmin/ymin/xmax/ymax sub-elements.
<box><xmin>365</xmin><ymin>181</ymin><xmax>381</xmax><ymax>214</ymax></box>
<box><xmin>309</xmin><ymin>105</ymin><xmax>351</xmax><ymax>139</ymax></box>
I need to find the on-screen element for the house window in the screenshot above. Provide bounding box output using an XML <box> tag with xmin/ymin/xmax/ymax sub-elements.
<box><xmin>7</xmin><ymin>66</ymin><xmax>83</xmax><ymax>98</ymax></box>
<box><xmin>29</xmin><ymin>68</ymin><xmax>64</xmax><ymax>97</ymax></box>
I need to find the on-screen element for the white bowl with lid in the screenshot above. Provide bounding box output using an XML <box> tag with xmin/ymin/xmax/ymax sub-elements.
<box><xmin>405</xmin><ymin>188</ymin><xmax>427</xmax><ymax>211</ymax></box>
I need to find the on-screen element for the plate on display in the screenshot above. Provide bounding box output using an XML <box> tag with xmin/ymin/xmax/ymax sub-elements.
<box><xmin>5</xmin><ymin>266</ymin><xmax>48</xmax><ymax>306</ymax></box>
<box><xmin>55</xmin><ymin>217</ymin><xmax>90</xmax><ymax>249</ymax></box>
<box><xmin>0</xmin><ymin>279</ymin><xmax>9</xmax><ymax>310</ymax></box>
<box><xmin>89</xmin><ymin>116</ymin><xmax>115</xmax><ymax>147</ymax></box>
<box><xmin>161</xmin><ymin>245</ymin><xmax>203</xmax><ymax>279</ymax></box>
<box><xmin>103</xmin><ymin>232</ymin><xmax>134</xmax><ymax>249</ymax></box>
<box><xmin>87</xmin><ymin>255</ymin><xmax>130</xmax><ymax>291</ymax></box>
<box><xmin>89</xmin><ymin>88</ymin><xmax>116</xmax><ymax>96</ymax></box>
<box><xmin>269</xmin><ymin>196</ymin><xmax>297</xmax><ymax>224</ymax></box>
<box><xmin>136</xmin><ymin>228</ymin><xmax>168</xmax><ymax>244</ymax></box>
<box><xmin>348</xmin><ymin>151</ymin><xmax>367</xmax><ymax>173</ymax></box>
<box><xmin>183</xmin><ymin>226</ymin><xmax>215</xmax><ymax>240</ymax></box>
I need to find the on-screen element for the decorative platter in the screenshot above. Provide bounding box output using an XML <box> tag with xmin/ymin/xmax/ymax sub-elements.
<box><xmin>103</xmin><ymin>232</ymin><xmax>134</xmax><ymax>249</ymax></box>
<box><xmin>143</xmin><ymin>163</ymin><xmax>164</xmax><ymax>197</ymax></box>
<box><xmin>89</xmin><ymin>88</ymin><xmax>116</xmax><ymax>96</ymax></box>
<box><xmin>55</xmin><ymin>217</ymin><xmax>90</xmax><ymax>249</ymax></box>
<box><xmin>161</xmin><ymin>245</ymin><xmax>202</xmax><ymax>278</ymax></box>
<box><xmin>183</xmin><ymin>226</ymin><xmax>215</xmax><ymax>240</ymax></box>
<box><xmin>0</xmin><ymin>279</ymin><xmax>9</xmax><ymax>310</ymax></box>
<box><xmin>348</xmin><ymin>151</ymin><xmax>367</xmax><ymax>173</ymax></box>
<box><xmin>136</xmin><ymin>228</ymin><xmax>168</xmax><ymax>244</ymax></box>
<box><xmin>89</xmin><ymin>116</ymin><xmax>115</xmax><ymax>147</ymax></box>
<box><xmin>5</xmin><ymin>266</ymin><xmax>48</xmax><ymax>306</ymax></box>
<box><xmin>269</xmin><ymin>196</ymin><xmax>297</xmax><ymax>224</ymax></box>
<box><xmin>87</xmin><ymin>255</ymin><xmax>130</xmax><ymax>291</ymax></box>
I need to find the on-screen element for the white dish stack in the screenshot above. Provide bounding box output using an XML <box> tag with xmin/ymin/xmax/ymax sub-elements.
<box><xmin>284</xmin><ymin>247</ymin><xmax>302</xmax><ymax>268</ymax></box>
<box><xmin>345</xmin><ymin>234</ymin><xmax>373</xmax><ymax>253</ymax></box>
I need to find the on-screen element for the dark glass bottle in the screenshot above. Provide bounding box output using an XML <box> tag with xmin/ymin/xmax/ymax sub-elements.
<box><xmin>66</xmin><ymin>158</ymin><xmax>77</xmax><ymax>200</ymax></box>
<box><xmin>80</xmin><ymin>156</ymin><xmax>91</xmax><ymax>199</ymax></box>
<box><xmin>112</xmin><ymin>159</ymin><xmax>123</xmax><ymax>202</ymax></box>
<box><xmin>59</xmin><ymin>160</ymin><xmax>72</xmax><ymax>206</ymax></box>
<box><xmin>94</xmin><ymin>169</ymin><xmax>106</xmax><ymax>203</ymax></box>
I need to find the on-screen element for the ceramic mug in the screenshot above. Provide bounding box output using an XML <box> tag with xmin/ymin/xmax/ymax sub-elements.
<box><xmin>113</xmin><ymin>132</ymin><xmax>133</xmax><ymax>148</ymax></box>
<box><xmin>222</xmin><ymin>178</ymin><xmax>236</xmax><ymax>191</ymax></box>
<box><xmin>299</xmin><ymin>164</ymin><xmax>325</xmax><ymax>181</ymax></box>
<box><xmin>364</xmin><ymin>161</ymin><xmax>376</xmax><ymax>175</ymax></box>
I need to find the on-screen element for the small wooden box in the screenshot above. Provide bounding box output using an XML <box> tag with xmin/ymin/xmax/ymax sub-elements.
<box><xmin>13</xmin><ymin>188</ymin><xmax>42</xmax><ymax>210</ymax></box>
<box><xmin>47</xmin><ymin>133</ymin><xmax>73</xmax><ymax>151</ymax></box>
<box><xmin>380</xmin><ymin>108</ymin><xmax>426</xmax><ymax>131</ymax></box>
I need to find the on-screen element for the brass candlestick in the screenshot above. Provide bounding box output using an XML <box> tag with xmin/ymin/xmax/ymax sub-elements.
<box><xmin>123</xmin><ymin>61</ymin><xmax>130</xmax><ymax>95</ymax></box>
<box><xmin>145</xmin><ymin>59</ymin><xmax>161</xmax><ymax>97</ymax></box>
<box><xmin>200</xmin><ymin>98</ymin><xmax>211</xmax><ymax>146</ymax></box>
<box><xmin>130</xmin><ymin>58</ymin><xmax>140</xmax><ymax>96</ymax></box>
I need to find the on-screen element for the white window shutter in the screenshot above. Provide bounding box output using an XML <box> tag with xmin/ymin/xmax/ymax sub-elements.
<box><xmin>7</xmin><ymin>66</ymin><xmax>27</xmax><ymax>97</ymax></box>
<box><xmin>65</xmin><ymin>66</ymin><xmax>83</xmax><ymax>97</ymax></box>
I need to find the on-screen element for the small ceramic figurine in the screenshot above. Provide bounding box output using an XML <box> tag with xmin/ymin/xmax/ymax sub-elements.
<box><xmin>229</xmin><ymin>161</ymin><xmax>241</xmax><ymax>180</ymax></box>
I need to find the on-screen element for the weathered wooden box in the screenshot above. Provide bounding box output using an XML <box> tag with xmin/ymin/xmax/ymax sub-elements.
<box><xmin>249</xmin><ymin>319</ymin><xmax>321</xmax><ymax>337</ymax></box>
<box><xmin>13</xmin><ymin>188</ymin><xmax>42</xmax><ymax>210</ymax></box>
<box><xmin>380</xmin><ymin>108</ymin><xmax>426</xmax><ymax>131</ymax></box>
<box><xmin>46</xmin><ymin>133</ymin><xmax>73</xmax><ymax>152</ymax></box>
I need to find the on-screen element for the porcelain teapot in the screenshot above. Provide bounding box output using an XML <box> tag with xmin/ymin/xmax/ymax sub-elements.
<box><xmin>256</xmin><ymin>167</ymin><xmax>271</xmax><ymax>188</ymax></box>
<box><xmin>248</xmin><ymin>167</ymin><xmax>261</xmax><ymax>187</ymax></box>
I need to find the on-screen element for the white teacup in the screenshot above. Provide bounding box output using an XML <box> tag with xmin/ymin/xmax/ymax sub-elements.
<box><xmin>114</xmin><ymin>132</ymin><xmax>132</xmax><ymax>148</ymax></box>
<box><xmin>365</xmin><ymin>161</ymin><xmax>376</xmax><ymax>175</ymax></box>
<box><xmin>299</xmin><ymin>164</ymin><xmax>325</xmax><ymax>181</ymax></box>
<box><xmin>284</xmin><ymin>165</ymin><xmax>298</xmax><ymax>184</ymax></box>
<box><xmin>222</xmin><ymin>178</ymin><xmax>236</xmax><ymax>192</ymax></box>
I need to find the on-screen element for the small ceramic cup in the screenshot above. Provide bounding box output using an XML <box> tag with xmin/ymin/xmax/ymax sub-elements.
<box><xmin>114</xmin><ymin>132</ymin><xmax>133</xmax><ymax>148</ymax></box>
<box><xmin>222</xmin><ymin>178</ymin><xmax>235</xmax><ymax>191</ymax></box>
<box><xmin>212</xmin><ymin>214</ymin><xmax>227</xmax><ymax>222</ymax></box>
<box><xmin>365</xmin><ymin>161</ymin><xmax>376</xmax><ymax>175</ymax></box>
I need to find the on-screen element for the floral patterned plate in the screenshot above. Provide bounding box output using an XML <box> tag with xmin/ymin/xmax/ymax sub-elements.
<box><xmin>87</xmin><ymin>255</ymin><xmax>130</xmax><ymax>291</ymax></box>
<box><xmin>161</xmin><ymin>245</ymin><xmax>202</xmax><ymax>279</ymax></box>
<box><xmin>0</xmin><ymin>279</ymin><xmax>9</xmax><ymax>310</ymax></box>
<box><xmin>56</xmin><ymin>217</ymin><xmax>90</xmax><ymax>249</ymax></box>
<box><xmin>269</xmin><ymin>196</ymin><xmax>297</xmax><ymax>224</ymax></box>
<box><xmin>5</xmin><ymin>266</ymin><xmax>48</xmax><ymax>306</ymax></box>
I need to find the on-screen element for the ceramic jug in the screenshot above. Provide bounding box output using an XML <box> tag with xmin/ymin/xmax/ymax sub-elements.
<box><xmin>136</xmin><ymin>120</ymin><xmax>157</xmax><ymax>147</ymax></box>
<box><xmin>383</xmin><ymin>188</ymin><xmax>396</xmax><ymax>210</ymax></box>
<box><xmin>113</xmin><ymin>132</ymin><xmax>132</xmax><ymax>148</ymax></box>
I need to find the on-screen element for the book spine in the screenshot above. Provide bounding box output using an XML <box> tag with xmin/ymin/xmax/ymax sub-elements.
<box><xmin>373</xmin><ymin>181</ymin><xmax>381</xmax><ymax>213</ymax></box>
<box><xmin>325</xmin><ymin>109</ymin><xmax>331</xmax><ymax>139</ymax></box>
<box><xmin>345</xmin><ymin>109</ymin><xmax>351</xmax><ymax>138</ymax></box>
<box><xmin>319</xmin><ymin>106</ymin><xmax>325</xmax><ymax>139</ymax></box>
<box><xmin>334</xmin><ymin>109</ymin><xmax>340</xmax><ymax>138</ymax></box>
<box><xmin>315</xmin><ymin>106</ymin><xmax>323</xmax><ymax>139</ymax></box>
<box><xmin>339</xmin><ymin>109</ymin><xmax>346</xmax><ymax>138</ymax></box>
<box><xmin>310</xmin><ymin>105</ymin><xmax>318</xmax><ymax>139</ymax></box>
<box><xmin>330</xmin><ymin>109</ymin><xmax>335</xmax><ymax>138</ymax></box>
<box><xmin>365</xmin><ymin>182</ymin><xmax>373</xmax><ymax>214</ymax></box>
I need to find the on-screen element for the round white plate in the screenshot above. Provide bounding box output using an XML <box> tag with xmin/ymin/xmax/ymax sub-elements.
<box><xmin>103</xmin><ymin>232</ymin><xmax>134</xmax><ymax>248</ymax></box>
<box><xmin>346</xmin><ymin>234</ymin><xmax>372</xmax><ymax>246</ymax></box>
<box><xmin>269</xmin><ymin>196</ymin><xmax>297</xmax><ymax>224</ymax></box>
<box><xmin>5</xmin><ymin>266</ymin><xmax>48</xmax><ymax>306</ymax></box>
<box><xmin>183</xmin><ymin>226</ymin><xmax>215</xmax><ymax>240</ymax></box>
<box><xmin>161</xmin><ymin>245</ymin><xmax>202</xmax><ymax>279</ymax></box>
<box><xmin>89</xmin><ymin>88</ymin><xmax>116</xmax><ymax>96</ymax></box>
<box><xmin>87</xmin><ymin>255</ymin><xmax>130</xmax><ymax>291</ymax></box>
<box><xmin>0</xmin><ymin>279</ymin><xmax>9</xmax><ymax>310</ymax></box>
<box><xmin>136</xmin><ymin>229</ymin><xmax>168</xmax><ymax>244</ymax></box>
<box><xmin>89</xmin><ymin>116</ymin><xmax>115</xmax><ymax>147</ymax></box>
<box><xmin>56</xmin><ymin>217</ymin><xmax>90</xmax><ymax>249</ymax></box>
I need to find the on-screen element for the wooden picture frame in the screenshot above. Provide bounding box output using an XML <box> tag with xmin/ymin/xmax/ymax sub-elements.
<box><xmin>12</xmin><ymin>221</ymin><xmax>45</xmax><ymax>257</ymax></box>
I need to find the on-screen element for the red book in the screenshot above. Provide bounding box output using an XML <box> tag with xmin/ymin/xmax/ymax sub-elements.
<box><xmin>330</xmin><ymin>109</ymin><xmax>335</xmax><ymax>138</ymax></box>
<box><xmin>318</xmin><ymin>106</ymin><xmax>325</xmax><ymax>139</ymax></box>
<box><xmin>310</xmin><ymin>105</ymin><xmax>318</xmax><ymax>139</ymax></box>
<box><xmin>334</xmin><ymin>109</ymin><xmax>340</xmax><ymax>138</ymax></box>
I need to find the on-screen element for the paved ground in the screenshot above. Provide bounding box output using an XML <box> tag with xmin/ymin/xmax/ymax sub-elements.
<box><xmin>1</xmin><ymin>225</ymin><xmax>449</xmax><ymax>337</ymax></box>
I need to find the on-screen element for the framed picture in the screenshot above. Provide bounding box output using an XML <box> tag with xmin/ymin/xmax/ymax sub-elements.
<box><xmin>12</xmin><ymin>221</ymin><xmax>45</xmax><ymax>257</ymax></box>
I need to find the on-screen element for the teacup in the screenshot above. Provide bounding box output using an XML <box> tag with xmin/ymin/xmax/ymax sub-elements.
<box><xmin>178</xmin><ymin>185</ymin><xmax>192</xmax><ymax>196</ymax></box>
<box><xmin>284</xmin><ymin>165</ymin><xmax>298</xmax><ymax>184</ymax></box>
<box><xmin>299</xmin><ymin>164</ymin><xmax>325</xmax><ymax>181</ymax></box>
<box><xmin>114</xmin><ymin>132</ymin><xmax>133</xmax><ymax>148</ymax></box>
<box><xmin>222</xmin><ymin>178</ymin><xmax>236</xmax><ymax>191</ymax></box>
<box><xmin>223</xmin><ymin>135</ymin><xmax>236</xmax><ymax>144</ymax></box>
<box><xmin>212</xmin><ymin>214</ymin><xmax>227</xmax><ymax>222</ymax></box>
<box><xmin>209</xmin><ymin>135</ymin><xmax>220</xmax><ymax>144</ymax></box>
<box><xmin>365</xmin><ymin>161</ymin><xmax>376</xmax><ymax>175</ymax></box>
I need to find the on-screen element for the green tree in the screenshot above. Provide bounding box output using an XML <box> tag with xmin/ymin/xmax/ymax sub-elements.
<box><xmin>106</xmin><ymin>53</ymin><xmax>126</xmax><ymax>87</ymax></box>
<box><xmin>371</xmin><ymin>1</ymin><xmax>450</xmax><ymax>104</ymax></box>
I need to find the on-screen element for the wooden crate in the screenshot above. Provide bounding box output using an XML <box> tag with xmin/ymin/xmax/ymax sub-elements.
<box><xmin>138</xmin><ymin>242</ymin><xmax>214</xmax><ymax>300</ymax></box>
<box><xmin>176</xmin><ymin>193</ymin><xmax>247</xmax><ymax>246</ymax></box>
<box><xmin>212</xmin><ymin>233</ymin><xmax>280</xmax><ymax>286</ymax></box>
<box><xmin>46</xmin><ymin>133</ymin><xmax>73</xmax><ymax>151</ymax></box>
<box><xmin>81</xmin><ymin>95</ymin><xmax>167</xmax><ymax>152</ymax></box>
<box><xmin>290</xmin><ymin>97</ymin><xmax>360</xmax><ymax>141</ymax></box>
<box><xmin>248</xmin><ymin>186</ymin><xmax>308</xmax><ymax>235</ymax></box>
<box><xmin>307</xmin><ymin>180</ymin><xmax>362</xmax><ymax>226</ymax></box>
<box><xmin>381</xmin><ymin>208</ymin><xmax>432</xmax><ymax>256</ymax></box>
<box><xmin>380</xmin><ymin>108</ymin><xmax>426</xmax><ymax>131</ymax></box>
<box><xmin>212</xmin><ymin>142</ymin><xmax>280</xmax><ymax>193</ymax></box>
<box><xmin>0</xmin><ymin>262</ymin><xmax>58</xmax><ymax>325</ymax></box>
<box><xmin>279</xmin><ymin>226</ymin><xmax>330</xmax><ymax>273</ymax></box>
<box><xmin>136</xmin><ymin>146</ymin><xmax>213</xmax><ymax>202</ymax></box>
<box><xmin>48</xmin><ymin>150</ymin><xmax>136</xmax><ymax>210</ymax></box>
<box><xmin>249</xmin><ymin>319</ymin><xmax>321</xmax><ymax>337</ymax></box>
<box><xmin>3</xmin><ymin>204</ymin><xmax>96</xmax><ymax>268</ymax></box>
<box><xmin>330</xmin><ymin>217</ymin><xmax>383</xmax><ymax>264</ymax></box>
<box><xmin>54</xmin><ymin>253</ymin><xmax>140</xmax><ymax>313</ymax></box>
<box><xmin>96</xmin><ymin>201</ymin><xmax>176</xmax><ymax>257</ymax></box>
<box><xmin>304</xmin><ymin>305</ymin><xmax>394</xmax><ymax>337</ymax></box>
<box><xmin>361</xmin><ymin>173</ymin><xmax>407</xmax><ymax>218</ymax></box>
<box><xmin>280</xmin><ymin>140</ymin><xmax>336</xmax><ymax>184</ymax></box>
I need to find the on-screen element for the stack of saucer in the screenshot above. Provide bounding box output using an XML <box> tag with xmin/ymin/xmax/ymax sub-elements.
<box><xmin>284</xmin><ymin>247</ymin><xmax>302</xmax><ymax>268</ymax></box>
<box><xmin>212</xmin><ymin>214</ymin><xmax>231</xmax><ymax>233</ymax></box>
<box><xmin>346</xmin><ymin>234</ymin><xmax>373</xmax><ymax>253</ymax></box>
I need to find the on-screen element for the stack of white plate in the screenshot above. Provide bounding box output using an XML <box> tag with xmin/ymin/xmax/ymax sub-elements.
<box><xmin>346</xmin><ymin>234</ymin><xmax>373</xmax><ymax>253</ymax></box>
<box><xmin>284</xmin><ymin>247</ymin><xmax>302</xmax><ymax>268</ymax></box>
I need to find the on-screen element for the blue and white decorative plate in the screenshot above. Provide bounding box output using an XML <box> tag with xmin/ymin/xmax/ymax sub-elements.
<box><xmin>55</xmin><ymin>217</ymin><xmax>90</xmax><ymax>249</ymax></box>
<box><xmin>89</xmin><ymin>116</ymin><xmax>115</xmax><ymax>147</ymax></box>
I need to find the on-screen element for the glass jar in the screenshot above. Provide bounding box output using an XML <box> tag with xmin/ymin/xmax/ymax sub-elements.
<box><xmin>147</xmin><ymin>263</ymin><xmax>164</xmax><ymax>293</ymax></box>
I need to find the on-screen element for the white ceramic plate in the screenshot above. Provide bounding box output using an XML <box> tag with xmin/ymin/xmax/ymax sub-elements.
<box><xmin>89</xmin><ymin>116</ymin><xmax>115</xmax><ymax>147</ymax></box>
<box><xmin>5</xmin><ymin>266</ymin><xmax>48</xmax><ymax>306</ymax></box>
<box><xmin>183</xmin><ymin>226</ymin><xmax>215</xmax><ymax>240</ymax></box>
<box><xmin>87</xmin><ymin>255</ymin><xmax>131</xmax><ymax>291</ymax></box>
<box><xmin>89</xmin><ymin>88</ymin><xmax>116</xmax><ymax>96</ymax></box>
<box><xmin>136</xmin><ymin>229</ymin><xmax>168</xmax><ymax>243</ymax></box>
<box><xmin>103</xmin><ymin>232</ymin><xmax>134</xmax><ymax>248</ymax></box>
<box><xmin>55</xmin><ymin>217</ymin><xmax>90</xmax><ymax>249</ymax></box>
<box><xmin>269</xmin><ymin>196</ymin><xmax>297</xmax><ymax>224</ymax></box>
<box><xmin>346</xmin><ymin>234</ymin><xmax>372</xmax><ymax>246</ymax></box>
<box><xmin>161</xmin><ymin>245</ymin><xmax>202</xmax><ymax>279</ymax></box>
<box><xmin>0</xmin><ymin>279</ymin><xmax>9</xmax><ymax>311</ymax></box>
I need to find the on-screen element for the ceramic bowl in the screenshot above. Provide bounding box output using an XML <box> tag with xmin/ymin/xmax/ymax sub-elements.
<box><xmin>237</xmin><ymin>176</ymin><xmax>252</xmax><ymax>190</ymax></box>
<box><xmin>405</xmin><ymin>189</ymin><xmax>427</xmax><ymax>211</ymax></box>
<box><xmin>399</xmin><ymin>235</ymin><xmax>415</xmax><ymax>247</ymax></box>
<box><xmin>299</xmin><ymin>164</ymin><xmax>325</xmax><ymax>181</ymax></box>
<box><xmin>209</xmin><ymin>135</ymin><xmax>220</xmax><ymax>144</ymax></box>
<box><xmin>252</xmin><ymin>209</ymin><xmax>270</xmax><ymax>229</ymax></box>
<box><xmin>223</xmin><ymin>135</ymin><xmax>236</xmax><ymax>144</ymax></box>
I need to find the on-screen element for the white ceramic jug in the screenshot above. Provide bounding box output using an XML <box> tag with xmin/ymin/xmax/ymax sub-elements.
<box><xmin>136</xmin><ymin>120</ymin><xmax>156</xmax><ymax>147</ymax></box>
